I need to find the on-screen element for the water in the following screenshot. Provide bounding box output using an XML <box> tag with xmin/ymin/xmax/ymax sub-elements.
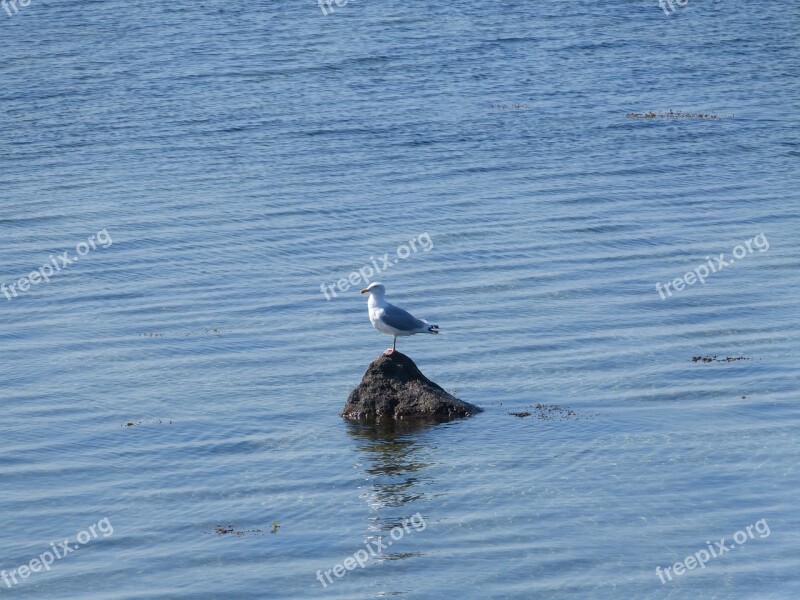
<box><xmin>1</xmin><ymin>1</ymin><xmax>798</xmax><ymax>598</ymax></box>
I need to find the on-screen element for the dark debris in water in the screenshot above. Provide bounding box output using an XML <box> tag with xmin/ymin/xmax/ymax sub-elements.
<box><xmin>509</xmin><ymin>404</ymin><xmax>593</xmax><ymax>420</ymax></box>
<box><xmin>627</xmin><ymin>110</ymin><xmax>722</xmax><ymax>120</ymax></box>
<box><xmin>533</xmin><ymin>403</ymin><xmax>579</xmax><ymax>420</ymax></box>
<box><xmin>211</xmin><ymin>525</ymin><xmax>264</xmax><ymax>537</ymax></box>
<box><xmin>123</xmin><ymin>419</ymin><xmax>172</xmax><ymax>427</ymax></box>
<box><xmin>692</xmin><ymin>355</ymin><xmax>751</xmax><ymax>363</ymax></box>
<box><xmin>490</xmin><ymin>103</ymin><xmax>531</xmax><ymax>111</ymax></box>
<box><xmin>139</xmin><ymin>328</ymin><xmax>228</xmax><ymax>338</ymax></box>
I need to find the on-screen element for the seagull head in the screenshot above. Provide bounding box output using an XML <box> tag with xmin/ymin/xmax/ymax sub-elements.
<box><xmin>360</xmin><ymin>282</ymin><xmax>385</xmax><ymax>297</ymax></box>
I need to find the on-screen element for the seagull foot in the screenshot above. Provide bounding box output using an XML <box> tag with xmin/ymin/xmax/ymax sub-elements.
<box><xmin>384</xmin><ymin>349</ymin><xmax>395</xmax><ymax>356</ymax></box>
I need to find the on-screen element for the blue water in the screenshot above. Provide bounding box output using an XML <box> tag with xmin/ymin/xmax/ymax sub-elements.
<box><xmin>1</xmin><ymin>1</ymin><xmax>798</xmax><ymax>598</ymax></box>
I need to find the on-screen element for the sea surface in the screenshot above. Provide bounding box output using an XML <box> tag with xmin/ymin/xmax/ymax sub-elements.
<box><xmin>1</xmin><ymin>1</ymin><xmax>798</xmax><ymax>598</ymax></box>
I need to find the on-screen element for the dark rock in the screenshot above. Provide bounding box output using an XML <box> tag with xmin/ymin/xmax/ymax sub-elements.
<box><xmin>342</xmin><ymin>351</ymin><xmax>482</xmax><ymax>421</ymax></box>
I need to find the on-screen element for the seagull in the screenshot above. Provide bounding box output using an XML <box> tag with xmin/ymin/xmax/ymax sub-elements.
<box><xmin>360</xmin><ymin>282</ymin><xmax>439</xmax><ymax>355</ymax></box>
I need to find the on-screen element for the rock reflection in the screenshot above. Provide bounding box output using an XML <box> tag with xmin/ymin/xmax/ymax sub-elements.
<box><xmin>346</xmin><ymin>419</ymin><xmax>442</xmax><ymax>562</ymax></box>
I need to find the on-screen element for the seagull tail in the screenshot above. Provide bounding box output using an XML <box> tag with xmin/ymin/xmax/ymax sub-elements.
<box><xmin>427</xmin><ymin>324</ymin><xmax>440</xmax><ymax>335</ymax></box>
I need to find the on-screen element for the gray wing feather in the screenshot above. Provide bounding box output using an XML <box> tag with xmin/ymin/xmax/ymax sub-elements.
<box><xmin>381</xmin><ymin>303</ymin><xmax>427</xmax><ymax>332</ymax></box>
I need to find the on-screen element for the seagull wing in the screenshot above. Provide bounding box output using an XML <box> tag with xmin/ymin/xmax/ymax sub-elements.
<box><xmin>380</xmin><ymin>303</ymin><xmax>427</xmax><ymax>332</ymax></box>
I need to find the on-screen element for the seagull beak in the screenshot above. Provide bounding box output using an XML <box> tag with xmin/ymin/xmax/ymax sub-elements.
<box><xmin>360</xmin><ymin>288</ymin><xmax>369</xmax><ymax>294</ymax></box>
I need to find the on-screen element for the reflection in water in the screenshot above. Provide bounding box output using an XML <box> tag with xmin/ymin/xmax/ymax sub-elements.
<box><xmin>346</xmin><ymin>419</ymin><xmax>444</xmax><ymax>562</ymax></box>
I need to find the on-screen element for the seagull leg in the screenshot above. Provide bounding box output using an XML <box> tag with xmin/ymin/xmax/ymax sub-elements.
<box><xmin>384</xmin><ymin>336</ymin><xmax>396</xmax><ymax>356</ymax></box>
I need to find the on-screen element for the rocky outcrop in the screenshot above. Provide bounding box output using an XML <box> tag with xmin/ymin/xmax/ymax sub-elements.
<box><xmin>342</xmin><ymin>351</ymin><xmax>482</xmax><ymax>421</ymax></box>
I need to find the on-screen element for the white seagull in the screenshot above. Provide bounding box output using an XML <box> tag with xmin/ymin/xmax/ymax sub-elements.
<box><xmin>360</xmin><ymin>282</ymin><xmax>439</xmax><ymax>354</ymax></box>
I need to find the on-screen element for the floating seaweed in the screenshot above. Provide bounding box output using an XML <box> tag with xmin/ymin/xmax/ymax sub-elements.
<box><xmin>139</xmin><ymin>328</ymin><xmax>228</xmax><ymax>338</ymax></box>
<box><xmin>123</xmin><ymin>419</ymin><xmax>172</xmax><ymax>427</ymax></box>
<box><xmin>627</xmin><ymin>110</ymin><xmax>722</xmax><ymax>120</ymax></box>
<box><xmin>508</xmin><ymin>404</ymin><xmax>591</xmax><ymax>420</ymax></box>
<box><xmin>691</xmin><ymin>355</ymin><xmax>751</xmax><ymax>363</ymax></box>
<box><xmin>212</xmin><ymin>525</ymin><xmax>264</xmax><ymax>537</ymax></box>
